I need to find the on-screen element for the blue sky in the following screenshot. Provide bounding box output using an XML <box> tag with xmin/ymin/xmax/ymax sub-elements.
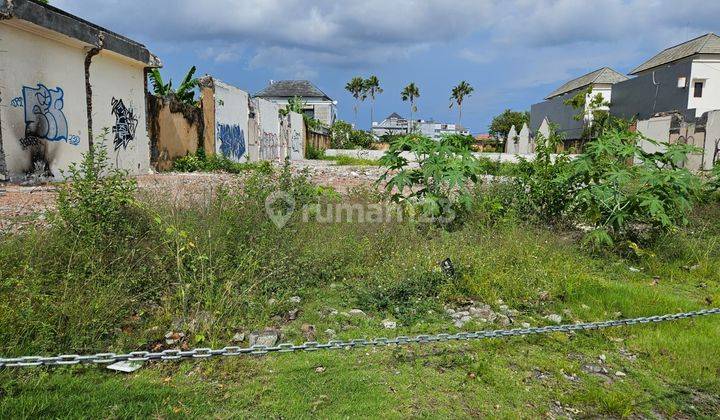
<box><xmin>56</xmin><ymin>0</ymin><xmax>719</xmax><ymax>133</ymax></box>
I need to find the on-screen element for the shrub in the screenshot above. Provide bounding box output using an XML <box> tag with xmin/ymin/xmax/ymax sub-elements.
<box><xmin>330</xmin><ymin>120</ymin><xmax>374</xmax><ymax>149</ymax></box>
<box><xmin>172</xmin><ymin>150</ymin><xmax>270</xmax><ymax>174</ymax></box>
<box><xmin>378</xmin><ymin>134</ymin><xmax>479</xmax><ymax>226</ymax></box>
<box><xmin>570</xmin><ymin>127</ymin><xmax>702</xmax><ymax>247</ymax></box>
<box><xmin>56</xmin><ymin>140</ymin><xmax>138</xmax><ymax>239</ymax></box>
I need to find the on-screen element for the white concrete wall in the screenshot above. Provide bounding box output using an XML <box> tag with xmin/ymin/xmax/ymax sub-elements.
<box><xmin>703</xmin><ymin>110</ymin><xmax>720</xmax><ymax>170</ymax></box>
<box><xmin>257</xmin><ymin>98</ymin><xmax>282</xmax><ymax>161</ymax></box>
<box><xmin>0</xmin><ymin>21</ymin><xmax>88</xmax><ymax>179</ymax></box>
<box><xmin>636</xmin><ymin>115</ymin><xmax>671</xmax><ymax>154</ymax></box>
<box><xmin>89</xmin><ymin>51</ymin><xmax>150</xmax><ymax>174</ymax></box>
<box><xmin>289</xmin><ymin>111</ymin><xmax>305</xmax><ymax>160</ymax></box>
<box><xmin>324</xmin><ymin>148</ymin><xmax>576</xmax><ymax>163</ymax></box>
<box><xmin>689</xmin><ymin>57</ymin><xmax>720</xmax><ymax>116</ymax></box>
<box><xmin>214</xmin><ymin>79</ymin><xmax>250</xmax><ymax>162</ymax></box>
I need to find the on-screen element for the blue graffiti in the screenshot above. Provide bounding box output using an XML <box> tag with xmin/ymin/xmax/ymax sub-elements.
<box><xmin>10</xmin><ymin>97</ymin><xmax>23</xmax><ymax>107</ymax></box>
<box><xmin>68</xmin><ymin>135</ymin><xmax>81</xmax><ymax>146</ymax></box>
<box><xmin>217</xmin><ymin>123</ymin><xmax>246</xmax><ymax>160</ymax></box>
<box><xmin>21</xmin><ymin>84</ymin><xmax>72</xmax><ymax>144</ymax></box>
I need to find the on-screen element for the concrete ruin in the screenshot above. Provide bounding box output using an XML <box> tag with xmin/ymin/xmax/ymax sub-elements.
<box><xmin>0</xmin><ymin>0</ymin><xmax>160</xmax><ymax>181</ymax></box>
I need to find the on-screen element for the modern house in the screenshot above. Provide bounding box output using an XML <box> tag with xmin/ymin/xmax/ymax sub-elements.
<box><xmin>530</xmin><ymin>67</ymin><xmax>628</xmax><ymax>141</ymax></box>
<box><xmin>254</xmin><ymin>80</ymin><xmax>337</xmax><ymax>126</ymax></box>
<box><xmin>0</xmin><ymin>0</ymin><xmax>160</xmax><ymax>181</ymax></box>
<box><xmin>611</xmin><ymin>33</ymin><xmax>720</xmax><ymax>121</ymax></box>
<box><xmin>371</xmin><ymin>112</ymin><xmax>409</xmax><ymax>136</ymax></box>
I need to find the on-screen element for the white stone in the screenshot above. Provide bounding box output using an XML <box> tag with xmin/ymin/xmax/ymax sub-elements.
<box><xmin>545</xmin><ymin>314</ymin><xmax>562</xmax><ymax>324</ymax></box>
<box><xmin>348</xmin><ymin>309</ymin><xmax>367</xmax><ymax>317</ymax></box>
<box><xmin>289</xmin><ymin>296</ymin><xmax>301</xmax><ymax>303</ymax></box>
<box><xmin>381</xmin><ymin>319</ymin><xmax>397</xmax><ymax>329</ymax></box>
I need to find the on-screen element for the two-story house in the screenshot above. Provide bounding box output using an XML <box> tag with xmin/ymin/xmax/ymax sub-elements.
<box><xmin>254</xmin><ymin>80</ymin><xmax>337</xmax><ymax>126</ymax></box>
<box><xmin>611</xmin><ymin>33</ymin><xmax>720</xmax><ymax>121</ymax></box>
<box><xmin>371</xmin><ymin>112</ymin><xmax>409</xmax><ymax>136</ymax></box>
<box><xmin>530</xmin><ymin>67</ymin><xmax>629</xmax><ymax>141</ymax></box>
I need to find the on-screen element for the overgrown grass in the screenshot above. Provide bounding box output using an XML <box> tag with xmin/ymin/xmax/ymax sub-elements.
<box><xmin>172</xmin><ymin>150</ymin><xmax>272</xmax><ymax>174</ymax></box>
<box><xmin>322</xmin><ymin>154</ymin><xmax>380</xmax><ymax>166</ymax></box>
<box><xmin>1</xmin><ymin>159</ymin><xmax>720</xmax><ymax>417</ymax></box>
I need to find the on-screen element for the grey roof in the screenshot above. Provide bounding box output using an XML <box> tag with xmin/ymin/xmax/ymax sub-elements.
<box><xmin>545</xmin><ymin>67</ymin><xmax>628</xmax><ymax>99</ymax></box>
<box><xmin>630</xmin><ymin>33</ymin><xmax>720</xmax><ymax>75</ymax></box>
<box><xmin>386</xmin><ymin>112</ymin><xmax>404</xmax><ymax>119</ymax></box>
<box><xmin>254</xmin><ymin>80</ymin><xmax>333</xmax><ymax>101</ymax></box>
<box><xmin>1</xmin><ymin>0</ymin><xmax>160</xmax><ymax>67</ymax></box>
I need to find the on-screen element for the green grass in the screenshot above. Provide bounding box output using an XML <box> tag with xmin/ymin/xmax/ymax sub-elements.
<box><xmin>1</xmin><ymin>168</ymin><xmax>720</xmax><ymax>417</ymax></box>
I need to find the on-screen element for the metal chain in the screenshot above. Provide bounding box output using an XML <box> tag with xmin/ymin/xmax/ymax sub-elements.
<box><xmin>2</xmin><ymin>308</ymin><xmax>719</xmax><ymax>369</ymax></box>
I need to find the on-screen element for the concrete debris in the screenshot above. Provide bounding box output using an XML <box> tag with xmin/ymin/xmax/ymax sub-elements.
<box><xmin>248</xmin><ymin>329</ymin><xmax>280</xmax><ymax>347</ymax></box>
<box><xmin>301</xmin><ymin>323</ymin><xmax>316</xmax><ymax>341</ymax></box>
<box><xmin>289</xmin><ymin>296</ymin><xmax>301</xmax><ymax>304</ymax></box>
<box><xmin>287</xmin><ymin>308</ymin><xmax>300</xmax><ymax>320</ymax></box>
<box><xmin>347</xmin><ymin>309</ymin><xmax>367</xmax><ymax>317</ymax></box>
<box><xmin>381</xmin><ymin>319</ymin><xmax>397</xmax><ymax>329</ymax></box>
<box><xmin>231</xmin><ymin>332</ymin><xmax>245</xmax><ymax>343</ymax></box>
<box><xmin>544</xmin><ymin>314</ymin><xmax>562</xmax><ymax>324</ymax></box>
<box><xmin>164</xmin><ymin>331</ymin><xmax>185</xmax><ymax>346</ymax></box>
<box><xmin>324</xmin><ymin>329</ymin><xmax>336</xmax><ymax>337</ymax></box>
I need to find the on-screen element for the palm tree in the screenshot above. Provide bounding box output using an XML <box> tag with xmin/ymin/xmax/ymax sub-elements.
<box><xmin>345</xmin><ymin>76</ymin><xmax>365</xmax><ymax>126</ymax></box>
<box><xmin>401</xmin><ymin>82</ymin><xmax>420</xmax><ymax>133</ymax></box>
<box><xmin>449</xmin><ymin>81</ymin><xmax>474</xmax><ymax>125</ymax></box>
<box><xmin>364</xmin><ymin>75</ymin><xmax>383</xmax><ymax>130</ymax></box>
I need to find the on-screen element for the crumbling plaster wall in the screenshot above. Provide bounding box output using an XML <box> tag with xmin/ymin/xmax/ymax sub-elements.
<box><xmin>0</xmin><ymin>20</ymin><xmax>88</xmax><ymax>180</ymax></box>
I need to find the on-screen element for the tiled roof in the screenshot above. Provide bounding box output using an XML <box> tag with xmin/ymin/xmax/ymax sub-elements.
<box><xmin>545</xmin><ymin>67</ymin><xmax>628</xmax><ymax>99</ymax></box>
<box><xmin>630</xmin><ymin>33</ymin><xmax>720</xmax><ymax>75</ymax></box>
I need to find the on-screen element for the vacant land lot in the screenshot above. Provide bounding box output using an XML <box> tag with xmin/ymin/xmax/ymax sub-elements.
<box><xmin>1</xmin><ymin>160</ymin><xmax>719</xmax><ymax>418</ymax></box>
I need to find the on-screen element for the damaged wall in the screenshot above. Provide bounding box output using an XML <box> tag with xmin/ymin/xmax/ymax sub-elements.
<box><xmin>0</xmin><ymin>20</ymin><xmax>88</xmax><ymax>180</ymax></box>
<box><xmin>289</xmin><ymin>111</ymin><xmax>305</xmax><ymax>160</ymax></box>
<box><xmin>256</xmin><ymin>98</ymin><xmax>282</xmax><ymax>161</ymax></box>
<box><xmin>0</xmin><ymin>4</ymin><xmax>156</xmax><ymax>181</ymax></box>
<box><xmin>147</xmin><ymin>94</ymin><xmax>203</xmax><ymax>171</ymax></box>
<box><xmin>90</xmin><ymin>52</ymin><xmax>151</xmax><ymax>174</ymax></box>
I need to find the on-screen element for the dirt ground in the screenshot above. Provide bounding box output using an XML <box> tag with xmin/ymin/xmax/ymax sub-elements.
<box><xmin>0</xmin><ymin>160</ymin><xmax>385</xmax><ymax>233</ymax></box>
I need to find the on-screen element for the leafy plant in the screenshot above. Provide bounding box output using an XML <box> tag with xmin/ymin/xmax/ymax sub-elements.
<box><xmin>330</xmin><ymin>120</ymin><xmax>373</xmax><ymax>149</ymax></box>
<box><xmin>570</xmin><ymin>127</ymin><xmax>702</xmax><ymax>246</ymax></box>
<box><xmin>488</xmin><ymin>109</ymin><xmax>530</xmax><ymax>140</ymax></box>
<box><xmin>148</xmin><ymin>66</ymin><xmax>199</xmax><ymax>106</ymax></box>
<box><xmin>378</xmin><ymin>134</ymin><xmax>479</xmax><ymax>226</ymax></box>
<box><xmin>172</xmin><ymin>149</ymin><xmax>270</xmax><ymax>174</ymax></box>
<box><xmin>279</xmin><ymin>95</ymin><xmax>305</xmax><ymax>117</ymax></box>
<box><xmin>56</xmin><ymin>133</ymin><xmax>138</xmax><ymax>239</ymax></box>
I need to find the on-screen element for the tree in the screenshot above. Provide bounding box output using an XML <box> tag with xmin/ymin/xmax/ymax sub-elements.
<box><xmin>401</xmin><ymin>82</ymin><xmax>420</xmax><ymax>133</ymax></box>
<box><xmin>564</xmin><ymin>86</ymin><xmax>612</xmax><ymax>140</ymax></box>
<box><xmin>488</xmin><ymin>109</ymin><xmax>530</xmax><ymax>139</ymax></box>
<box><xmin>449</xmin><ymin>81</ymin><xmax>474</xmax><ymax>125</ymax></box>
<box><xmin>364</xmin><ymin>75</ymin><xmax>383</xmax><ymax>130</ymax></box>
<box><xmin>148</xmin><ymin>66</ymin><xmax>199</xmax><ymax>106</ymax></box>
<box><xmin>345</xmin><ymin>77</ymin><xmax>365</xmax><ymax>126</ymax></box>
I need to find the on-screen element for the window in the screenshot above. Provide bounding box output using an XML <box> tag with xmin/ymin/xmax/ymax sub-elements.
<box><xmin>694</xmin><ymin>81</ymin><xmax>704</xmax><ymax>98</ymax></box>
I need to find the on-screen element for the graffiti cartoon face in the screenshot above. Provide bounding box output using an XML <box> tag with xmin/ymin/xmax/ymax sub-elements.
<box><xmin>111</xmin><ymin>98</ymin><xmax>138</xmax><ymax>150</ymax></box>
<box><xmin>22</xmin><ymin>84</ymin><xmax>69</xmax><ymax>142</ymax></box>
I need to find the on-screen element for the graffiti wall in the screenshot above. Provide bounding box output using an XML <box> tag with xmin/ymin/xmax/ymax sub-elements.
<box><xmin>89</xmin><ymin>52</ymin><xmax>151</xmax><ymax>174</ymax></box>
<box><xmin>0</xmin><ymin>23</ymin><xmax>87</xmax><ymax>179</ymax></box>
<box><xmin>213</xmin><ymin>79</ymin><xmax>249</xmax><ymax>162</ymax></box>
<box><xmin>256</xmin><ymin>98</ymin><xmax>282</xmax><ymax>161</ymax></box>
<box><xmin>0</xmin><ymin>21</ymin><xmax>151</xmax><ymax>180</ymax></box>
<box><xmin>289</xmin><ymin>111</ymin><xmax>305</xmax><ymax>160</ymax></box>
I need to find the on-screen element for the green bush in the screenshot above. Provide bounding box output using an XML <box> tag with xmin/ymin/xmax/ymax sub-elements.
<box><xmin>570</xmin><ymin>127</ymin><xmax>702</xmax><ymax>247</ymax></box>
<box><xmin>330</xmin><ymin>120</ymin><xmax>374</xmax><ymax>149</ymax></box>
<box><xmin>378</xmin><ymin>134</ymin><xmax>479</xmax><ymax>226</ymax></box>
<box><xmin>56</xmin><ymin>141</ymin><xmax>139</xmax><ymax>239</ymax></box>
<box><xmin>172</xmin><ymin>150</ymin><xmax>270</xmax><ymax>174</ymax></box>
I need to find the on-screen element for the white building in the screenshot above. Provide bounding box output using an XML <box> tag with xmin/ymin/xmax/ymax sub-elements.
<box><xmin>0</xmin><ymin>0</ymin><xmax>160</xmax><ymax>181</ymax></box>
<box><xmin>530</xmin><ymin>67</ymin><xmax>629</xmax><ymax>140</ymax></box>
<box><xmin>371</xmin><ymin>113</ymin><xmax>469</xmax><ymax>140</ymax></box>
<box><xmin>612</xmin><ymin>33</ymin><xmax>720</xmax><ymax>121</ymax></box>
<box><xmin>254</xmin><ymin>80</ymin><xmax>337</xmax><ymax>127</ymax></box>
<box><xmin>371</xmin><ymin>112</ymin><xmax>409</xmax><ymax>136</ymax></box>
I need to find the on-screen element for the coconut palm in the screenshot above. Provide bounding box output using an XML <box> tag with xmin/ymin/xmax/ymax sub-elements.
<box><xmin>449</xmin><ymin>81</ymin><xmax>474</xmax><ymax>125</ymax></box>
<box><xmin>364</xmin><ymin>75</ymin><xmax>383</xmax><ymax>129</ymax></box>
<box><xmin>345</xmin><ymin>76</ymin><xmax>365</xmax><ymax>126</ymax></box>
<box><xmin>401</xmin><ymin>82</ymin><xmax>420</xmax><ymax>133</ymax></box>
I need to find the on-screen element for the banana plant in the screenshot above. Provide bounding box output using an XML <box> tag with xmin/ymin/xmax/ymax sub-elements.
<box><xmin>148</xmin><ymin>66</ymin><xmax>199</xmax><ymax>106</ymax></box>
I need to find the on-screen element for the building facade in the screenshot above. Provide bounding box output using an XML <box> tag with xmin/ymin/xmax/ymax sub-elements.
<box><xmin>0</xmin><ymin>0</ymin><xmax>160</xmax><ymax>181</ymax></box>
<box><xmin>371</xmin><ymin>112</ymin><xmax>469</xmax><ymax>140</ymax></box>
<box><xmin>530</xmin><ymin>67</ymin><xmax>628</xmax><ymax>140</ymax></box>
<box><xmin>254</xmin><ymin>80</ymin><xmax>337</xmax><ymax>127</ymax></box>
<box><xmin>611</xmin><ymin>33</ymin><xmax>720</xmax><ymax>121</ymax></box>
<box><xmin>371</xmin><ymin>112</ymin><xmax>409</xmax><ymax>136</ymax></box>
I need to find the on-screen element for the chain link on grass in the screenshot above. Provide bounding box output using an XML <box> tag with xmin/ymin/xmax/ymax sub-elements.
<box><xmin>2</xmin><ymin>308</ymin><xmax>719</xmax><ymax>369</ymax></box>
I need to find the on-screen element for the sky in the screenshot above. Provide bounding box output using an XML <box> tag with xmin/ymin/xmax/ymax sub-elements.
<box><xmin>55</xmin><ymin>0</ymin><xmax>720</xmax><ymax>134</ymax></box>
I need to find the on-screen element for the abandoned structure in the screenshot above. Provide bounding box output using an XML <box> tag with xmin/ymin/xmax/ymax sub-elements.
<box><xmin>372</xmin><ymin>112</ymin><xmax>409</xmax><ymax>136</ymax></box>
<box><xmin>0</xmin><ymin>0</ymin><xmax>160</xmax><ymax>181</ymax></box>
<box><xmin>371</xmin><ymin>112</ymin><xmax>470</xmax><ymax>140</ymax></box>
<box><xmin>254</xmin><ymin>80</ymin><xmax>337</xmax><ymax>127</ymax></box>
<box><xmin>529</xmin><ymin>67</ymin><xmax>628</xmax><ymax>141</ymax></box>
